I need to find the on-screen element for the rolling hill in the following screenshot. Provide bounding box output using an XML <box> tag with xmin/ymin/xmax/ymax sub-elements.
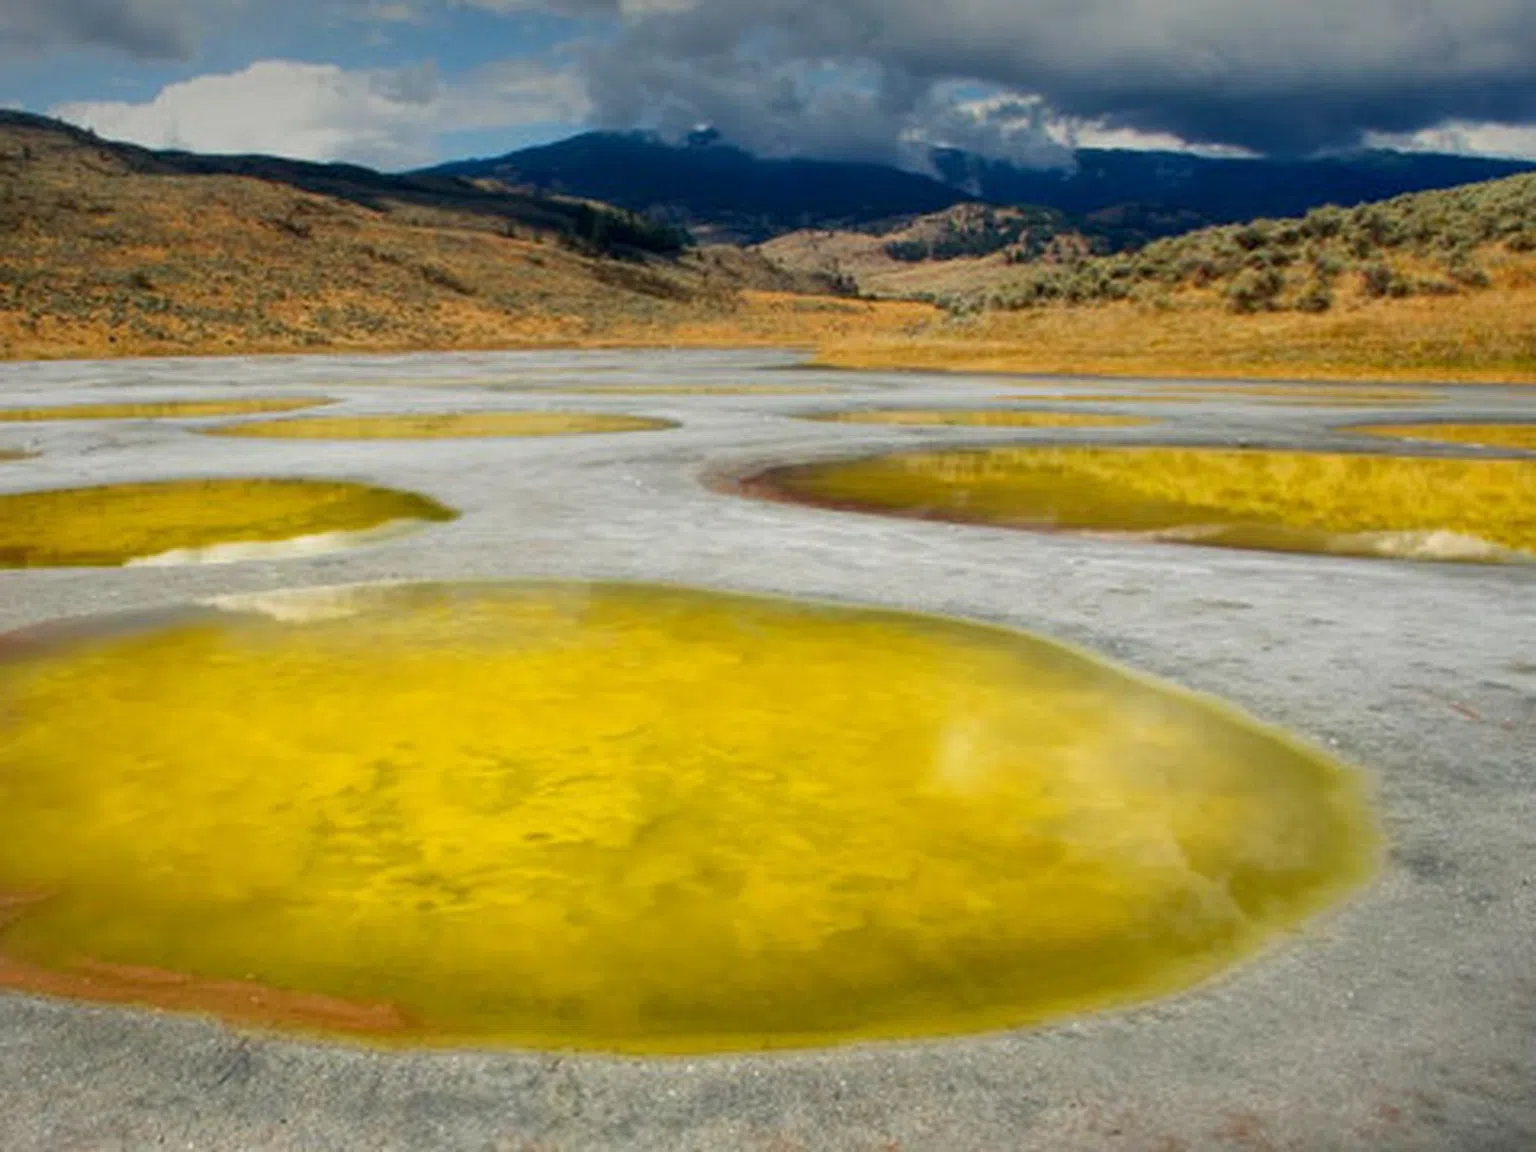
<box><xmin>4</xmin><ymin>111</ymin><xmax>1533</xmax><ymax>382</ymax></box>
<box><xmin>810</xmin><ymin>173</ymin><xmax>1536</xmax><ymax>383</ymax></box>
<box><xmin>0</xmin><ymin>112</ymin><xmax>878</xmax><ymax>361</ymax></box>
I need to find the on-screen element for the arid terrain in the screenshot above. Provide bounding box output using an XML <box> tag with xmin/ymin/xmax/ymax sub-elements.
<box><xmin>6</xmin><ymin>0</ymin><xmax>1536</xmax><ymax>1143</ymax></box>
<box><xmin>1</xmin><ymin>350</ymin><xmax>1533</xmax><ymax>1151</ymax></box>
<box><xmin>0</xmin><ymin>112</ymin><xmax>897</xmax><ymax>361</ymax></box>
<box><xmin>3</xmin><ymin>113</ymin><xmax>1535</xmax><ymax>383</ymax></box>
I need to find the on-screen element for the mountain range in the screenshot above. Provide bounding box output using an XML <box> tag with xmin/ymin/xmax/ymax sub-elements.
<box><xmin>424</xmin><ymin>131</ymin><xmax>1536</xmax><ymax>247</ymax></box>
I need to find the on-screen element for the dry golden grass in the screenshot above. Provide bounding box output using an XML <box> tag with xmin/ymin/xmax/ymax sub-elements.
<box><xmin>815</xmin><ymin>269</ymin><xmax>1536</xmax><ymax>384</ymax></box>
<box><xmin>600</xmin><ymin>291</ymin><xmax>936</xmax><ymax>348</ymax></box>
<box><xmin>816</xmin><ymin>249</ymin><xmax>1536</xmax><ymax>384</ymax></box>
<box><xmin>0</xmin><ymin>115</ymin><xmax>929</xmax><ymax>363</ymax></box>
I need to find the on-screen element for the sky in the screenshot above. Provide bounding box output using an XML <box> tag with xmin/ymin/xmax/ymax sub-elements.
<box><xmin>3</xmin><ymin>0</ymin><xmax>1535</xmax><ymax>172</ymax></box>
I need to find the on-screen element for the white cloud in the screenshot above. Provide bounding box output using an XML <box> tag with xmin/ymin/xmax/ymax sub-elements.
<box><xmin>1364</xmin><ymin>121</ymin><xmax>1536</xmax><ymax>162</ymax></box>
<box><xmin>898</xmin><ymin>89</ymin><xmax>1073</xmax><ymax>171</ymax></box>
<box><xmin>50</xmin><ymin>58</ymin><xmax>590</xmax><ymax>168</ymax></box>
<box><xmin>1048</xmin><ymin>119</ymin><xmax>1257</xmax><ymax>158</ymax></box>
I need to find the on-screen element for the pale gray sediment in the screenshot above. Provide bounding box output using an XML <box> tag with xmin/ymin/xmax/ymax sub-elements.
<box><xmin>0</xmin><ymin>350</ymin><xmax>1533</xmax><ymax>1151</ymax></box>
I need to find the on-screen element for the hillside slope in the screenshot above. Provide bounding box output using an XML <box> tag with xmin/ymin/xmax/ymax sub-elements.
<box><xmin>757</xmin><ymin>203</ymin><xmax>1093</xmax><ymax>300</ymax></box>
<box><xmin>0</xmin><ymin>113</ymin><xmax>869</xmax><ymax>360</ymax></box>
<box><xmin>815</xmin><ymin>174</ymin><xmax>1536</xmax><ymax>383</ymax></box>
<box><xmin>964</xmin><ymin>172</ymin><xmax>1536</xmax><ymax>313</ymax></box>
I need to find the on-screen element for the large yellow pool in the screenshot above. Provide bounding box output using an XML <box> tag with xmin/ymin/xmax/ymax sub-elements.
<box><xmin>0</xmin><ymin>582</ymin><xmax>1376</xmax><ymax>1052</ymax></box>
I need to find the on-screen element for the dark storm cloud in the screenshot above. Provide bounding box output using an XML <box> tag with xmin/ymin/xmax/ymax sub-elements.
<box><xmin>526</xmin><ymin>0</ymin><xmax>1536</xmax><ymax>156</ymax></box>
<box><xmin>0</xmin><ymin>0</ymin><xmax>199</xmax><ymax>59</ymax></box>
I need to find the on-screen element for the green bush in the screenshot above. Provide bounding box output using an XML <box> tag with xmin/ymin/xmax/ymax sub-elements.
<box><xmin>1226</xmin><ymin>268</ymin><xmax>1285</xmax><ymax>313</ymax></box>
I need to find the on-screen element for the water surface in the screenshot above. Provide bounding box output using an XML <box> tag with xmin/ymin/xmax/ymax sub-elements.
<box><xmin>0</xmin><ymin>582</ymin><xmax>1375</xmax><ymax>1052</ymax></box>
<box><xmin>0</xmin><ymin>479</ymin><xmax>455</xmax><ymax>567</ymax></box>
<box><xmin>747</xmin><ymin>445</ymin><xmax>1536</xmax><ymax>562</ymax></box>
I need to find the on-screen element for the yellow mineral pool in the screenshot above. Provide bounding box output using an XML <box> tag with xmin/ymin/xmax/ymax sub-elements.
<box><xmin>208</xmin><ymin>412</ymin><xmax>675</xmax><ymax>439</ymax></box>
<box><xmin>0</xmin><ymin>582</ymin><xmax>1376</xmax><ymax>1053</ymax></box>
<box><xmin>1352</xmin><ymin>423</ymin><xmax>1536</xmax><ymax>453</ymax></box>
<box><xmin>1007</xmin><ymin>388</ymin><xmax>1434</xmax><ymax>407</ymax></box>
<box><xmin>0</xmin><ymin>478</ymin><xmax>456</xmax><ymax>568</ymax></box>
<box><xmin>799</xmin><ymin>409</ymin><xmax>1149</xmax><ymax>429</ymax></box>
<box><xmin>746</xmin><ymin>445</ymin><xmax>1536</xmax><ymax>563</ymax></box>
<box><xmin>0</xmin><ymin>399</ymin><xmax>332</xmax><ymax>421</ymax></box>
<box><xmin>1156</xmin><ymin>385</ymin><xmax>1438</xmax><ymax>403</ymax></box>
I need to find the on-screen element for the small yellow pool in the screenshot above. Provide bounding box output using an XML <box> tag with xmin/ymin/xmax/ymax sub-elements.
<box><xmin>746</xmin><ymin>445</ymin><xmax>1536</xmax><ymax>563</ymax></box>
<box><xmin>799</xmin><ymin>409</ymin><xmax>1149</xmax><ymax>429</ymax></box>
<box><xmin>0</xmin><ymin>399</ymin><xmax>332</xmax><ymax>421</ymax></box>
<box><xmin>208</xmin><ymin>412</ymin><xmax>675</xmax><ymax>439</ymax></box>
<box><xmin>0</xmin><ymin>479</ymin><xmax>457</xmax><ymax>568</ymax></box>
<box><xmin>1353</xmin><ymin>423</ymin><xmax>1536</xmax><ymax>453</ymax></box>
<box><xmin>1157</xmin><ymin>385</ymin><xmax>1438</xmax><ymax>403</ymax></box>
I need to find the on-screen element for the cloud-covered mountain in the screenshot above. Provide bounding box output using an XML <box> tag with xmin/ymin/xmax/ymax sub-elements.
<box><xmin>423</xmin><ymin>130</ymin><xmax>1536</xmax><ymax>245</ymax></box>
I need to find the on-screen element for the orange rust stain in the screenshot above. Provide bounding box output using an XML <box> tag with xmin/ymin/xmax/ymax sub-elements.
<box><xmin>0</xmin><ymin>889</ymin><xmax>408</xmax><ymax>1036</ymax></box>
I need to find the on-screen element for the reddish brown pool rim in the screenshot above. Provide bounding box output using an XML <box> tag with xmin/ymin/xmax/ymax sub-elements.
<box><xmin>0</xmin><ymin>890</ymin><xmax>410</xmax><ymax>1038</ymax></box>
<box><xmin>0</xmin><ymin>605</ymin><xmax>415</xmax><ymax>1039</ymax></box>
